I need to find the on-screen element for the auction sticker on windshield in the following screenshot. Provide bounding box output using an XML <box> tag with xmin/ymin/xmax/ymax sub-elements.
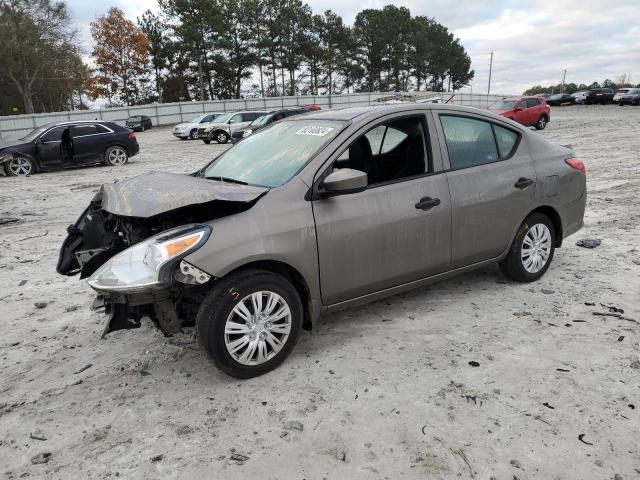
<box><xmin>296</xmin><ymin>126</ymin><xmax>334</xmax><ymax>136</ymax></box>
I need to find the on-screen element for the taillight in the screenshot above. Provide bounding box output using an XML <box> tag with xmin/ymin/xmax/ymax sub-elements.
<box><xmin>128</xmin><ymin>132</ymin><xmax>136</xmax><ymax>141</ymax></box>
<box><xmin>565</xmin><ymin>158</ymin><xmax>586</xmax><ymax>176</ymax></box>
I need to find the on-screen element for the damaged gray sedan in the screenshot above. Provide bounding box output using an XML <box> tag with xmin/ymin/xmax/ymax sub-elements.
<box><xmin>57</xmin><ymin>104</ymin><xmax>586</xmax><ymax>378</ymax></box>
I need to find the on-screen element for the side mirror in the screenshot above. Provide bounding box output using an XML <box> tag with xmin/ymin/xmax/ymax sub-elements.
<box><xmin>516</xmin><ymin>106</ymin><xmax>523</xmax><ymax>111</ymax></box>
<box><xmin>320</xmin><ymin>168</ymin><xmax>368</xmax><ymax>196</ymax></box>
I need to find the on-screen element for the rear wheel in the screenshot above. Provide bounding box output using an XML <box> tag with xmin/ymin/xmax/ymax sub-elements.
<box><xmin>5</xmin><ymin>156</ymin><xmax>35</xmax><ymax>177</ymax></box>
<box><xmin>534</xmin><ymin>115</ymin><xmax>547</xmax><ymax>130</ymax></box>
<box><xmin>104</xmin><ymin>146</ymin><xmax>128</xmax><ymax>166</ymax></box>
<box><xmin>196</xmin><ymin>270</ymin><xmax>303</xmax><ymax>378</ymax></box>
<box><xmin>499</xmin><ymin>213</ymin><xmax>555</xmax><ymax>282</ymax></box>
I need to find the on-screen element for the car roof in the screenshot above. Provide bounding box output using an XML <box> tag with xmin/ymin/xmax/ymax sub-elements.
<box><xmin>286</xmin><ymin>103</ymin><xmax>523</xmax><ymax>124</ymax></box>
<box><xmin>37</xmin><ymin>120</ymin><xmax>116</xmax><ymax>129</ymax></box>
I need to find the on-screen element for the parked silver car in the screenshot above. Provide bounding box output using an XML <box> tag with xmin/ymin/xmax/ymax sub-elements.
<box><xmin>197</xmin><ymin>111</ymin><xmax>268</xmax><ymax>144</ymax></box>
<box><xmin>58</xmin><ymin>104</ymin><xmax>587</xmax><ymax>378</ymax></box>
<box><xmin>173</xmin><ymin>113</ymin><xmax>224</xmax><ymax>140</ymax></box>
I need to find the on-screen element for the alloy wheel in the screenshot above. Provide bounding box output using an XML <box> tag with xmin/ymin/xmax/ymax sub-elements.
<box><xmin>7</xmin><ymin>157</ymin><xmax>32</xmax><ymax>176</ymax></box>
<box><xmin>521</xmin><ymin>223</ymin><xmax>552</xmax><ymax>273</ymax></box>
<box><xmin>217</xmin><ymin>132</ymin><xmax>228</xmax><ymax>143</ymax></box>
<box><xmin>108</xmin><ymin>148</ymin><xmax>127</xmax><ymax>166</ymax></box>
<box><xmin>224</xmin><ymin>291</ymin><xmax>292</xmax><ymax>366</ymax></box>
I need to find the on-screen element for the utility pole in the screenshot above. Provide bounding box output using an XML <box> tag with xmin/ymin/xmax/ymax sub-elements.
<box><xmin>487</xmin><ymin>51</ymin><xmax>493</xmax><ymax>96</ymax></box>
<box><xmin>198</xmin><ymin>54</ymin><xmax>205</xmax><ymax>101</ymax></box>
<box><xmin>561</xmin><ymin>69</ymin><xmax>566</xmax><ymax>93</ymax></box>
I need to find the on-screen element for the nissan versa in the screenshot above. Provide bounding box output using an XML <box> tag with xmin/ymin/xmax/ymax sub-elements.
<box><xmin>57</xmin><ymin>105</ymin><xmax>587</xmax><ymax>378</ymax></box>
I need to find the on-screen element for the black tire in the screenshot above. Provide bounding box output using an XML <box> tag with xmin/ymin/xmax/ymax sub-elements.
<box><xmin>189</xmin><ymin>129</ymin><xmax>197</xmax><ymax>140</ymax></box>
<box><xmin>141</xmin><ymin>125</ymin><xmax>145</xmax><ymax>132</ymax></box>
<box><xmin>104</xmin><ymin>146</ymin><xmax>129</xmax><ymax>166</ymax></box>
<box><xmin>534</xmin><ymin>115</ymin><xmax>547</xmax><ymax>130</ymax></box>
<box><xmin>196</xmin><ymin>269</ymin><xmax>303</xmax><ymax>378</ymax></box>
<box><xmin>203</xmin><ymin>139</ymin><xmax>211</xmax><ymax>145</ymax></box>
<box><xmin>214</xmin><ymin>131</ymin><xmax>229</xmax><ymax>144</ymax></box>
<box><xmin>499</xmin><ymin>213</ymin><xmax>556</xmax><ymax>282</ymax></box>
<box><xmin>4</xmin><ymin>155</ymin><xmax>35</xmax><ymax>177</ymax></box>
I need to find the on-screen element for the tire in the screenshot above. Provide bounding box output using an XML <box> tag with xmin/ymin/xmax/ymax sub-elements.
<box><xmin>141</xmin><ymin>125</ymin><xmax>145</xmax><ymax>132</ymax></box>
<box><xmin>189</xmin><ymin>129</ymin><xmax>197</xmax><ymax>140</ymax></box>
<box><xmin>196</xmin><ymin>269</ymin><xmax>303</xmax><ymax>379</ymax></box>
<box><xmin>4</xmin><ymin>155</ymin><xmax>35</xmax><ymax>177</ymax></box>
<box><xmin>104</xmin><ymin>146</ymin><xmax>129</xmax><ymax>166</ymax></box>
<box><xmin>499</xmin><ymin>213</ymin><xmax>556</xmax><ymax>282</ymax></box>
<box><xmin>215</xmin><ymin>131</ymin><xmax>229</xmax><ymax>144</ymax></box>
<box><xmin>534</xmin><ymin>115</ymin><xmax>547</xmax><ymax>130</ymax></box>
<box><xmin>203</xmin><ymin>139</ymin><xmax>211</xmax><ymax>145</ymax></box>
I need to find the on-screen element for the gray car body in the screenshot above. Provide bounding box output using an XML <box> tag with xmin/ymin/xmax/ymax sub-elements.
<box><xmin>182</xmin><ymin>104</ymin><xmax>586</xmax><ymax>325</ymax></box>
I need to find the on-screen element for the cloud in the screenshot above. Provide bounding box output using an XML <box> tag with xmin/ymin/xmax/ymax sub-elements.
<box><xmin>65</xmin><ymin>0</ymin><xmax>640</xmax><ymax>94</ymax></box>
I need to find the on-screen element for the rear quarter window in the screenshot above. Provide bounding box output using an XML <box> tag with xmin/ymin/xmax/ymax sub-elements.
<box><xmin>493</xmin><ymin>125</ymin><xmax>519</xmax><ymax>158</ymax></box>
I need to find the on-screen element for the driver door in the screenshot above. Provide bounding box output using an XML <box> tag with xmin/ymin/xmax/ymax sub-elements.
<box><xmin>312</xmin><ymin>113</ymin><xmax>452</xmax><ymax>305</ymax></box>
<box><xmin>36</xmin><ymin>126</ymin><xmax>66</xmax><ymax>170</ymax></box>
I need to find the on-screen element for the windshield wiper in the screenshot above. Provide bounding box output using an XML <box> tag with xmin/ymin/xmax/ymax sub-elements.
<box><xmin>204</xmin><ymin>175</ymin><xmax>248</xmax><ymax>185</ymax></box>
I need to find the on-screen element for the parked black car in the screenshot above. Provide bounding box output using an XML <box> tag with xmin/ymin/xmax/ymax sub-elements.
<box><xmin>546</xmin><ymin>93</ymin><xmax>575</xmax><ymax>106</ymax></box>
<box><xmin>0</xmin><ymin>121</ymin><xmax>139</xmax><ymax>177</ymax></box>
<box><xmin>618</xmin><ymin>88</ymin><xmax>640</xmax><ymax>106</ymax></box>
<box><xmin>230</xmin><ymin>108</ymin><xmax>308</xmax><ymax>143</ymax></box>
<box><xmin>126</xmin><ymin>115</ymin><xmax>153</xmax><ymax>131</ymax></box>
<box><xmin>585</xmin><ymin>88</ymin><xmax>614</xmax><ymax>105</ymax></box>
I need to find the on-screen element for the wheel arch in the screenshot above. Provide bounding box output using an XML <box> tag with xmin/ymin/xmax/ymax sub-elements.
<box><xmin>223</xmin><ymin>260</ymin><xmax>314</xmax><ymax>331</ymax></box>
<box><xmin>519</xmin><ymin>205</ymin><xmax>563</xmax><ymax>248</ymax></box>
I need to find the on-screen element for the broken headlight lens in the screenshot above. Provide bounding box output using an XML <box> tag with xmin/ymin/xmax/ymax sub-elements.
<box><xmin>87</xmin><ymin>225</ymin><xmax>211</xmax><ymax>293</ymax></box>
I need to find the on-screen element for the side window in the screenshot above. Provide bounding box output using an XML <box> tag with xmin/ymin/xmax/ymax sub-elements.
<box><xmin>41</xmin><ymin>127</ymin><xmax>65</xmax><ymax>142</ymax></box>
<box><xmin>71</xmin><ymin>125</ymin><xmax>98</xmax><ymax>137</ymax></box>
<box><xmin>440</xmin><ymin>115</ymin><xmax>498</xmax><ymax>169</ymax></box>
<box><xmin>493</xmin><ymin>125</ymin><xmax>519</xmax><ymax>158</ymax></box>
<box><xmin>95</xmin><ymin>124</ymin><xmax>110</xmax><ymax>133</ymax></box>
<box><xmin>333</xmin><ymin>116</ymin><xmax>428</xmax><ymax>185</ymax></box>
<box><xmin>526</xmin><ymin>98</ymin><xmax>540</xmax><ymax>108</ymax></box>
<box><xmin>201</xmin><ymin>115</ymin><xmax>211</xmax><ymax>123</ymax></box>
<box><xmin>230</xmin><ymin>114</ymin><xmax>242</xmax><ymax>123</ymax></box>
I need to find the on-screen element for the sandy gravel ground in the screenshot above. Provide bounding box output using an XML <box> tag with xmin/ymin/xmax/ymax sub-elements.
<box><xmin>1</xmin><ymin>106</ymin><xmax>639</xmax><ymax>479</ymax></box>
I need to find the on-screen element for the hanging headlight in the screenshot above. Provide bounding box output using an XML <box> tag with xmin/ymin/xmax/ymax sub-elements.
<box><xmin>87</xmin><ymin>225</ymin><xmax>211</xmax><ymax>293</ymax></box>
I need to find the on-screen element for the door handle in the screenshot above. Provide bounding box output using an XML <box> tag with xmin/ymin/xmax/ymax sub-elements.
<box><xmin>415</xmin><ymin>196</ymin><xmax>441</xmax><ymax>211</ymax></box>
<box><xmin>514</xmin><ymin>177</ymin><xmax>534</xmax><ymax>189</ymax></box>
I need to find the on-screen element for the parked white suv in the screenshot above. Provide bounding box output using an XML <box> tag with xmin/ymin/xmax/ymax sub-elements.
<box><xmin>173</xmin><ymin>113</ymin><xmax>225</xmax><ymax>140</ymax></box>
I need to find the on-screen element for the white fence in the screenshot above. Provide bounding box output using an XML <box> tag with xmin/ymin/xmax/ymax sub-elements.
<box><xmin>0</xmin><ymin>92</ymin><xmax>513</xmax><ymax>140</ymax></box>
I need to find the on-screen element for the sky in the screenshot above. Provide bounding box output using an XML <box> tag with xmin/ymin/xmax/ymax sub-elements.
<box><xmin>67</xmin><ymin>0</ymin><xmax>640</xmax><ymax>94</ymax></box>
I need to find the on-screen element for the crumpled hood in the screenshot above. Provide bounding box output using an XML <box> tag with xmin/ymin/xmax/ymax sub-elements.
<box><xmin>0</xmin><ymin>139</ymin><xmax>26</xmax><ymax>152</ymax></box>
<box><xmin>101</xmin><ymin>172</ymin><xmax>268</xmax><ymax>218</ymax></box>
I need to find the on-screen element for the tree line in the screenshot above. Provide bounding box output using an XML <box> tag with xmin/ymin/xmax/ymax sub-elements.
<box><xmin>0</xmin><ymin>0</ymin><xmax>474</xmax><ymax>113</ymax></box>
<box><xmin>524</xmin><ymin>78</ymin><xmax>640</xmax><ymax>96</ymax></box>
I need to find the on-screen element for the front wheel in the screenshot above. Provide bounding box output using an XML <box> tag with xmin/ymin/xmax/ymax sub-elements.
<box><xmin>196</xmin><ymin>270</ymin><xmax>303</xmax><ymax>378</ymax></box>
<box><xmin>215</xmin><ymin>131</ymin><xmax>229</xmax><ymax>144</ymax></box>
<box><xmin>189</xmin><ymin>129</ymin><xmax>197</xmax><ymax>140</ymax></box>
<box><xmin>534</xmin><ymin>116</ymin><xmax>547</xmax><ymax>130</ymax></box>
<box><xmin>499</xmin><ymin>213</ymin><xmax>555</xmax><ymax>282</ymax></box>
<box><xmin>104</xmin><ymin>146</ymin><xmax>129</xmax><ymax>166</ymax></box>
<box><xmin>203</xmin><ymin>139</ymin><xmax>211</xmax><ymax>145</ymax></box>
<box><xmin>5</xmin><ymin>156</ymin><xmax>35</xmax><ymax>177</ymax></box>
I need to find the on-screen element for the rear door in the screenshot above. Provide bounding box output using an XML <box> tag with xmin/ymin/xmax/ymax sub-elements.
<box><xmin>71</xmin><ymin>124</ymin><xmax>103</xmax><ymax>165</ymax></box>
<box><xmin>313</xmin><ymin>112</ymin><xmax>452</xmax><ymax>305</ymax></box>
<box><xmin>435</xmin><ymin>112</ymin><xmax>536</xmax><ymax>268</ymax></box>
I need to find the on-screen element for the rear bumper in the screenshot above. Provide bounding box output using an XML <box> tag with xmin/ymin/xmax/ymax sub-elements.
<box><xmin>561</xmin><ymin>188</ymin><xmax>587</xmax><ymax>240</ymax></box>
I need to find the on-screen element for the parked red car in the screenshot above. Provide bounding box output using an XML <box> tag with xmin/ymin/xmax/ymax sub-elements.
<box><xmin>487</xmin><ymin>96</ymin><xmax>550</xmax><ymax>130</ymax></box>
<box><xmin>301</xmin><ymin>105</ymin><xmax>321</xmax><ymax>111</ymax></box>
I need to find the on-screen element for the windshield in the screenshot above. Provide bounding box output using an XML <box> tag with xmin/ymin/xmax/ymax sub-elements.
<box><xmin>188</xmin><ymin>115</ymin><xmax>205</xmax><ymax>123</ymax></box>
<box><xmin>488</xmin><ymin>100</ymin><xmax>517</xmax><ymax>110</ymax></box>
<box><xmin>19</xmin><ymin>126</ymin><xmax>50</xmax><ymax>142</ymax></box>
<box><xmin>249</xmin><ymin>114</ymin><xmax>271</xmax><ymax>127</ymax></box>
<box><xmin>201</xmin><ymin>120</ymin><xmax>346</xmax><ymax>187</ymax></box>
<box><xmin>627</xmin><ymin>89</ymin><xmax>640</xmax><ymax>94</ymax></box>
<box><xmin>548</xmin><ymin>94</ymin><xmax>562</xmax><ymax>99</ymax></box>
<box><xmin>128</xmin><ymin>116</ymin><xmax>142</xmax><ymax>121</ymax></box>
<box><xmin>210</xmin><ymin>113</ymin><xmax>232</xmax><ymax>124</ymax></box>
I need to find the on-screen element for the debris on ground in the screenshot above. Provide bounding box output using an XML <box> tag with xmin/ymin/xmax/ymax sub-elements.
<box><xmin>73</xmin><ymin>364</ymin><xmax>92</xmax><ymax>374</ymax></box>
<box><xmin>468</xmin><ymin>361</ymin><xmax>480</xmax><ymax>367</ymax></box>
<box><xmin>284</xmin><ymin>420</ymin><xmax>304</xmax><ymax>431</ymax></box>
<box><xmin>578</xmin><ymin>434</ymin><xmax>594</xmax><ymax>445</ymax></box>
<box><xmin>0</xmin><ymin>217</ymin><xmax>20</xmax><ymax>225</ymax></box>
<box><xmin>30</xmin><ymin>452</ymin><xmax>52</xmax><ymax>464</ymax></box>
<box><xmin>29</xmin><ymin>433</ymin><xmax>47</xmax><ymax>441</ymax></box>
<box><xmin>229</xmin><ymin>453</ymin><xmax>250</xmax><ymax>463</ymax></box>
<box><xmin>576</xmin><ymin>239</ymin><xmax>601</xmax><ymax>249</ymax></box>
<box><xmin>150</xmin><ymin>454</ymin><xmax>163</xmax><ymax>463</ymax></box>
<box><xmin>34</xmin><ymin>301</ymin><xmax>48</xmax><ymax>309</ymax></box>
